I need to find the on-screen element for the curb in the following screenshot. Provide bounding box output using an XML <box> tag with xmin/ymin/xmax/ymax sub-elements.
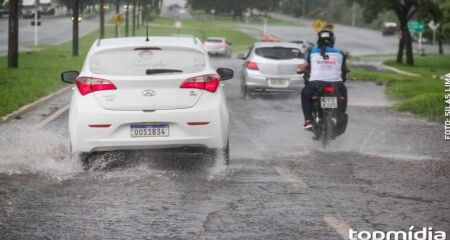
<box><xmin>381</xmin><ymin>64</ymin><xmax>420</xmax><ymax>77</ymax></box>
<box><xmin>0</xmin><ymin>86</ymin><xmax>72</xmax><ymax>123</ymax></box>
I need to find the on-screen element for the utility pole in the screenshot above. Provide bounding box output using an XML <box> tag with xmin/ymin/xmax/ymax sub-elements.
<box><xmin>132</xmin><ymin>0</ymin><xmax>136</xmax><ymax>36</ymax></box>
<box><xmin>115</xmin><ymin>0</ymin><xmax>120</xmax><ymax>37</ymax></box>
<box><xmin>100</xmin><ymin>0</ymin><xmax>105</xmax><ymax>39</ymax></box>
<box><xmin>72</xmin><ymin>0</ymin><xmax>79</xmax><ymax>57</ymax></box>
<box><xmin>125</xmin><ymin>0</ymin><xmax>130</xmax><ymax>37</ymax></box>
<box><xmin>8</xmin><ymin>0</ymin><xmax>19</xmax><ymax>68</ymax></box>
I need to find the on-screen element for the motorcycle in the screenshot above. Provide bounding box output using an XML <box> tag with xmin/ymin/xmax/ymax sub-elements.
<box><xmin>311</xmin><ymin>83</ymin><xmax>348</xmax><ymax>147</ymax></box>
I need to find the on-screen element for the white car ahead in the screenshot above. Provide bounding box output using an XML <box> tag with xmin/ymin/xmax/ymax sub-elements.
<box><xmin>61</xmin><ymin>36</ymin><xmax>234</xmax><ymax>162</ymax></box>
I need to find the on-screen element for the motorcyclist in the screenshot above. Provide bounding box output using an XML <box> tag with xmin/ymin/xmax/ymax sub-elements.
<box><xmin>299</xmin><ymin>30</ymin><xmax>348</xmax><ymax>131</ymax></box>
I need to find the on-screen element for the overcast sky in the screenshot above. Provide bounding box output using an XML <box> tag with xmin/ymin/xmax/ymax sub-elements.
<box><xmin>163</xmin><ymin>0</ymin><xmax>187</xmax><ymax>7</ymax></box>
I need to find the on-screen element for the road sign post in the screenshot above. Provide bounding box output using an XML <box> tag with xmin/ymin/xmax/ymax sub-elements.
<box><xmin>408</xmin><ymin>20</ymin><xmax>425</xmax><ymax>54</ymax></box>
<box><xmin>34</xmin><ymin>0</ymin><xmax>40</xmax><ymax>46</ymax></box>
<box><xmin>112</xmin><ymin>13</ymin><xmax>124</xmax><ymax>37</ymax></box>
<box><xmin>428</xmin><ymin>21</ymin><xmax>440</xmax><ymax>45</ymax></box>
<box><xmin>175</xmin><ymin>21</ymin><xmax>182</xmax><ymax>34</ymax></box>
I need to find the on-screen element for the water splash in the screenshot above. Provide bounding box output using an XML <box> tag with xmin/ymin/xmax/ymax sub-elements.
<box><xmin>0</xmin><ymin>124</ymin><xmax>82</xmax><ymax>177</ymax></box>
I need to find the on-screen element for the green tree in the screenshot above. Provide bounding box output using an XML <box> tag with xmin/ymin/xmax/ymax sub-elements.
<box><xmin>355</xmin><ymin>0</ymin><xmax>441</xmax><ymax>66</ymax></box>
<box><xmin>187</xmin><ymin>0</ymin><xmax>281</xmax><ymax>20</ymax></box>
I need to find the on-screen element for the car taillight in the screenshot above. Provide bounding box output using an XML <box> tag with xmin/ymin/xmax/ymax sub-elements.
<box><xmin>324</xmin><ymin>86</ymin><xmax>335</xmax><ymax>93</ymax></box>
<box><xmin>246</xmin><ymin>61</ymin><xmax>259</xmax><ymax>70</ymax></box>
<box><xmin>180</xmin><ymin>74</ymin><xmax>221</xmax><ymax>93</ymax></box>
<box><xmin>221</xmin><ymin>43</ymin><xmax>226</xmax><ymax>48</ymax></box>
<box><xmin>75</xmin><ymin>77</ymin><xmax>117</xmax><ymax>96</ymax></box>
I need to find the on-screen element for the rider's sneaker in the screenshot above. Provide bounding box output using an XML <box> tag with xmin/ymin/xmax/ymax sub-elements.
<box><xmin>304</xmin><ymin>120</ymin><xmax>313</xmax><ymax>131</ymax></box>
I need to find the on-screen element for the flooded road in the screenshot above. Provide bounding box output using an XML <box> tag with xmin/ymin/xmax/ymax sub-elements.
<box><xmin>0</xmin><ymin>58</ymin><xmax>449</xmax><ymax>239</ymax></box>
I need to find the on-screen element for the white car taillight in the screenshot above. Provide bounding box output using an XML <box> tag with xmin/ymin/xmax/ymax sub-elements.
<box><xmin>76</xmin><ymin>77</ymin><xmax>117</xmax><ymax>96</ymax></box>
<box><xmin>180</xmin><ymin>74</ymin><xmax>221</xmax><ymax>93</ymax></box>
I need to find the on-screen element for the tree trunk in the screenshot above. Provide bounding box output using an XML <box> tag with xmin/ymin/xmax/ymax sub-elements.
<box><xmin>72</xmin><ymin>0</ymin><xmax>79</xmax><ymax>57</ymax></box>
<box><xmin>396</xmin><ymin>32</ymin><xmax>405</xmax><ymax>64</ymax></box>
<box><xmin>438</xmin><ymin>39</ymin><xmax>443</xmax><ymax>55</ymax></box>
<box><xmin>100</xmin><ymin>0</ymin><xmax>105</xmax><ymax>39</ymax></box>
<box><xmin>132</xmin><ymin>0</ymin><xmax>136</xmax><ymax>36</ymax></box>
<box><xmin>404</xmin><ymin>29</ymin><xmax>414</xmax><ymax>66</ymax></box>
<box><xmin>8</xmin><ymin>0</ymin><xmax>19</xmax><ymax>68</ymax></box>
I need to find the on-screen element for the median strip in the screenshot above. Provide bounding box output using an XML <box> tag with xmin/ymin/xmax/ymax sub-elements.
<box><xmin>35</xmin><ymin>104</ymin><xmax>70</xmax><ymax>129</ymax></box>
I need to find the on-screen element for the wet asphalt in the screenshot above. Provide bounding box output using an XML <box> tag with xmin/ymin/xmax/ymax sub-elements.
<box><xmin>0</xmin><ymin>57</ymin><xmax>449</xmax><ymax>239</ymax></box>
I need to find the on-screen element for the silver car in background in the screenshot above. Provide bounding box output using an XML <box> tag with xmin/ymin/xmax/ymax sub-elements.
<box><xmin>204</xmin><ymin>37</ymin><xmax>232</xmax><ymax>57</ymax></box>
<box><xmin>238</xmin><ymin>42</ymin><xmax>306</xmax><ymax>98</ymax></box>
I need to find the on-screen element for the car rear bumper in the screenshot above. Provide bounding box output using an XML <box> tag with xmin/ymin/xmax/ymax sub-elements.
<box><xmin>69</xmin><ymin>93</ymin><xmax>228</xmax><ymax>153</ymax></box>
<box><xmin>243</xmin><ymin>70</ymin><xmax>304</xmax><ymax>91</ymax></box>
<box><xmin>206</xmin><ymin>48</ymin><xmax>227</xmax><ymax>55</ymax></box>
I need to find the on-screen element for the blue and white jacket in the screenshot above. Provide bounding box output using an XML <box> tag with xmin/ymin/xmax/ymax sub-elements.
<box><xmin>306</xmin><ymin>47</ymin><xmax>347</xmax><ymax>82</ymax></box>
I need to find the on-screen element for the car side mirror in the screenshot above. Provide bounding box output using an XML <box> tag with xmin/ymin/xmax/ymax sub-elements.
<box><xmin>237</xmin><ymin>53</ymin><xmax>246</xmax><ymax>60</ymax></box>
<box><xmin>61</xmin><ymin>71</ymin><xmax>79</xmax><ymax>84</ymax></box>
<box><xmin>217</xmin><ymin>68</ymin><xmax>234</xmax><ymax>81</ymax></box>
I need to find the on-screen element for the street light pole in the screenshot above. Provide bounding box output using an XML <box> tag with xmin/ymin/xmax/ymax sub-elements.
<box><xmin>34</xmin><ymin>0</ymin><xmax>40</xmax><ymax>46</ymax></box>
<box><xmin>125</xmin><ymin>0</ymin><xmax>130</xmax><ymax>37</ymax></box>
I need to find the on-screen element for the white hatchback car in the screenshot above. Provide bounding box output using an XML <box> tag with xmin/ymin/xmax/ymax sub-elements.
<box><xmin>61</xmin><ymin>36</ymin><xmax>234</xmax><ymax>162</ymax></box>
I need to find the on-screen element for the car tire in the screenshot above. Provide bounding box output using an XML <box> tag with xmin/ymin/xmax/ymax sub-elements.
<box><xmin>206</xmin><ymin>140</ymin><xmax>230</xmax><ymax>165</ymax></box>
<box><xmin>241</xmin><ymin>81</ymin><xmax>250</xmax><ymax>99</ymax></box>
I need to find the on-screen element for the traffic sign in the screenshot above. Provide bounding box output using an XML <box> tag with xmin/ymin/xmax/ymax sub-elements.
<box><xmin>112</xmin><ymin>14</ymin><xmax>124</xmax><ymax>25</ymax></box>
<box><xmin>408</xmin><ymin>20</ymin><xmax>424</xmax><ymax>33</ymax></box>
<box><xmin>312</xmin><ymin>19</ymin><xmax>325</xmax><ymax>32</ymax></box>
<box><xmin>428</xmin><ymin>20</ymin><xmax>440</xmax><ymax>31</ymax></box>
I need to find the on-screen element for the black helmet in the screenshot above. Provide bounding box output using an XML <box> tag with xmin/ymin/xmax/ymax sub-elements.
<box><xmin>317</xmin><ymin>30</ymin><xmax>335</xmax><ymax>48</ymax></box>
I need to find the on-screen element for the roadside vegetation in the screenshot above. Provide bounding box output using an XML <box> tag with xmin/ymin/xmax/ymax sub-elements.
<box><xmin>147</xmin><ymin>16</ymin><xmax>255</xmax><ymax>52</ymax></box>
<box><xmin>0</xmin><ymin>17</ymin><xmax>255</xmax><ymax>118</ymax></box>
<box><xmin>350</xmin><ymin>54</ymin><xmax>450</xmax><ymax>122</ymax></box>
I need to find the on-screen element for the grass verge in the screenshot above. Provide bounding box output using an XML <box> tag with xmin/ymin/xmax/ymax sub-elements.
<box><xmin>0</xmin><ymin>17</ymin><xmax>255</xmax><ymax>118</ymax></box>
<box><xmin>349</xmin><ymin>54</ymin><xmax>450</xmax><ymax>122</ymax></box>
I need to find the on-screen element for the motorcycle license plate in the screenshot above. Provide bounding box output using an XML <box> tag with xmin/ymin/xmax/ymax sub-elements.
<box><xmin>321</xmin><ymin>97</ymin><xmax>338</xmax><ymax>109</ymax></box>
<box><xmin>130</xmin><ymin>124</ymin><xmax>169</xmax><ymax>137</ymax></box>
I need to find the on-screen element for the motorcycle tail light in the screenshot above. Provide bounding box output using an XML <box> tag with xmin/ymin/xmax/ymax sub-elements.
<box><xmin>324</xmin><ymin>86</ymin><xmax>335</xmax><ymax>93</ymax></box>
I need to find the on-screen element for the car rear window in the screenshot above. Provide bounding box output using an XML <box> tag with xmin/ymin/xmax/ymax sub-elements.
<box><xmin>255</xmin><ymin>47</ymin><xmax>304</xmax><ymax>60</ymax></box>
<box><xmin>89</xmin><ymin>48</ymin><xmax>206</xmax><ymax>76</ymax></box>
<box><xmin>206</xmin><ymin>39</ymin><xmax>223</xmax><ymax>43</ymax></box>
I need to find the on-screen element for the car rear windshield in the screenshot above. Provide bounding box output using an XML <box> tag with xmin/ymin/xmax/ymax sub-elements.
<box><xmin>255</xmin><ymin>47</ymin><xmax>304</xmax><ymax>60</ymax></box>
<box><xmin>206</xmin><ymin>39</ymin><xmax>223</xmax><ymax>43</ymax></box>
<box><xmin>89</xmin><ymin>48</ymin><xmax>206</xmax><ymax>76</ymax></box>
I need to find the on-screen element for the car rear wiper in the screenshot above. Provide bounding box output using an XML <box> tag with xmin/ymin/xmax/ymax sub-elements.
<box><xmin>145</xmin><ymin>69</ymin><xmax>183</xmax><ymax>75</ymax></box>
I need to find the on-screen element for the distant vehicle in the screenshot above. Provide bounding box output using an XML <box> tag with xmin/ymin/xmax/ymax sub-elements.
<box><xmin>260</xmin><ymin>34</ymin><xmax>279</xmax><ymax>42</ymax></box>
<box><xmin>204</xmin><ymin>37</ymin><xmax>232</xmax><ymax>57</ymax></box>
<box><xmin>238</xmin><ymin>42</ymin><xmax>306</xmax><ymax>98</ymax></box>
<box><xmin>71</xmin><ymin>16</ymin><xmax>82</xmax><ymax>22</ymax></box>
<box><xmin>39</xmin><ymin>0</ymin><xmax>56</xmax><ymax>15</ymax></box>
<box><xmin>21</xmin><ymin>0</ymin><xmax>37</xmax><ymax>18</ymax></box>
<box><xmin>382</xmin><ymin>22</ymin><xmax>397</xmax><ymax>36</ymax></box>
<box><xmin>60</xmin><ymin>36</ymin><xmax>234</xmax><ymax>165</ymax></box>
<box><xmin>289</xmin><ymin>39</ymin><xmax>315</xmax><ymax>53</ymax></box>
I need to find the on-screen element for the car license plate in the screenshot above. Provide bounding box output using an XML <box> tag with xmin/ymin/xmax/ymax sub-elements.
<box><xmin>130</xmin><ymin>124</ymin><xmax>169</xmax><ymax>137</ymax></box>
<box><xmin>321</xmin><ymin>97</ymin><xmax>338</xmax><ymax>109</ymax></box>
<box><xmin>268</xmin><ymin>79</ymin><xmax>289</xmax><ymax>88</ymax></box>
